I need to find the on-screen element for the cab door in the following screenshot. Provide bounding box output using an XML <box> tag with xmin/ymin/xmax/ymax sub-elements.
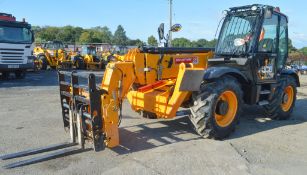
<box><xmin>254</xmin><ymin>13</ymin><xmax>279</xmax><ymax>83</ymax></box>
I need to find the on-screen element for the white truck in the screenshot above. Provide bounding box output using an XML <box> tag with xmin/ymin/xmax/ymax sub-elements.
<box><xmin>0</xmin><ymin>13</ymin><xmax>35</xmax><ymax>79</ymax></box>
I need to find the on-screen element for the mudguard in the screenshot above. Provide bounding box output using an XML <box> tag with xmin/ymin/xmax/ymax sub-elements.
<box><xmin>281</xmin><ymin>69</ymin><xmax>300</xmax><ymax>87</ymax></box>
<box><xmin>203</xmin><ymin>66</ymin><xmax>249</xmax><ymax>83</ymax></box>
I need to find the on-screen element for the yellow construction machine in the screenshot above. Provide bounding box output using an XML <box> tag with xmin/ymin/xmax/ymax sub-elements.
<box><xmin>76</xmin><ymin>45</ymin><xmax>106</xmax><ymax>70</ymax></box>
<box><xmin>34</xmin><ymin>41</ymin><xmax>67</xmax><ymax>69</ymax></box>
<box><xmin>1</xmin><ymin>4</ymin><xmax>300</xmax><ymax>169</ymax></box>
<box><xmin>101</xmin><ymin>50</ymin><xmax>125</xmax><ymax>63</ymax></box>
<box><xmin>33</xmin><ymin>41</ymin><xmax>84</xmax><ymax>70</ymax></box>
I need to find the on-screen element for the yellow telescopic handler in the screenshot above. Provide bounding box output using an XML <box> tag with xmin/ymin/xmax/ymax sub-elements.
<box><xmin>1</xmin><ymin>4</ymin><xmax>300</xmax><ymax>169</ymax></box>
<box><xmin>34</xmin><ymin>41</ymin><xmax>85</xmax><ymax>70</ymax></box>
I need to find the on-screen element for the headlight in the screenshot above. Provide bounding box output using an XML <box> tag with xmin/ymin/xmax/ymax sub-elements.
<box><xmin>251</xmin><ymin>6</ymin><xmax>257</xmax><ymax>11</ymax></box>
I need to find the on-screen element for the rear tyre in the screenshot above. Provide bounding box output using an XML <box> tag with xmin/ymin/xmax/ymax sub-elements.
<box><xmin>15</xmin><ymin>70</ymin><xmax>26</xmax><ymax>79</ymax></box>
<box><xmin>1</xmin><ymin>72</ymin><xmax>10</xmax><ymax>80</ymax></box>
<box><xmin>75</xmin><ymin>57</ymin><xmax>85</xmax><ymax>70</ymax></box>
<box><xmin>264</xmin><ymin>75</ymin><xmax>297</xmax><ymax>120</ymax></box>
<box><xmin>101</xmin><ymin>60</ymin><xmax>107</xmax><ymax>69</ymax></box>
<box><xmin>189</xmin><ymin>76</ymin><xmax>243</xmax><ymax>139</ymax></box>
<box><xmin>38</xmin><ymin>55</ymin><xmax>48</xmax><ymax>70</ymax></box>
<box><xmin>50</xmin><ymin>66</ymin><xmax>57</xmax><ymax>69</ymax></box>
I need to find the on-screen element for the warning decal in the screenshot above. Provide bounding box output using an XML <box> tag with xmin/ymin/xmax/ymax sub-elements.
<box><xmin>174</xmin><ymin>56</ymin><xmax>199</xmax><ymax>64</ymax></box>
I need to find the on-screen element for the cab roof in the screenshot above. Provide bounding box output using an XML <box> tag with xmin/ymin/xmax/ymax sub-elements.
<box><xmin>0</xmin><ymin>12</ymin><xmax>31</xmax><ymax>28</ymax></box>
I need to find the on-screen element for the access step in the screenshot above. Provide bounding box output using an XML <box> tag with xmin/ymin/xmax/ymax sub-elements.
<box><xmin>258</xmin><ymin>100</ymin><xmax>269</xmax><ymax>106</ymax></box>
<box><xmin>260</xmin><ymin>90</ymin><xmax>271</xmax><ymax>95</ymax></box>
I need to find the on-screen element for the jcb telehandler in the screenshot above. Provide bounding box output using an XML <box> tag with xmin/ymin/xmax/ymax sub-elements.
<box><xmin>1</xmin><ymin>4</ymin><xmax>300</xmax><ymax>169</ymax></box>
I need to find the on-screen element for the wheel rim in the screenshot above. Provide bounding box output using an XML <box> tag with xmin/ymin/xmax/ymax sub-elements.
<box><xmin>76</xmin><ymin>61</ymin><xmax>79</xmax><ymax>68</ymax></box>
<box><xmin>215</xmin><ymin>91</ymin><xmax>238</xmax><ymax>127</ymax></box>
<box><xmin>34</xmin><ymin>58</ymin><xmax>43</xmax><ymax>70</ymax></box>
<box><xmin>281</xmin><ymin>85</ymin><xmax>294</xmax><ymax>112</ymax></box>
<box><xmin>37</xmin><ymin>59</ymin><xmax>43</xmax><ymax>70</ymax></box>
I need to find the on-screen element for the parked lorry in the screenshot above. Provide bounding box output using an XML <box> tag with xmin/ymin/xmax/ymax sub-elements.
<box><xmin>0</xmin><ymin>13</ymin><xmax>34</xmax><ymax>79</ymax></box>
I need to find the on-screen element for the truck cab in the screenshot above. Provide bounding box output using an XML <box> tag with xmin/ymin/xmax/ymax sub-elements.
<box><xmin>0</xmin><ymin>13</ymin><xmax>35</xmax><ymax>79</ymax></box>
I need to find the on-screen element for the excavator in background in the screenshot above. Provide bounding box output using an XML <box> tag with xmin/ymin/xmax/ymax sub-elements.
<box><xmin>1</xmin><ymin>4</ymin><xmax>300</xmax><ymax>169</ymax></box>
<box><xmin>34</xmin><ymin>41</ymin><xmax>84</xmax><ymax>70</ymax></box>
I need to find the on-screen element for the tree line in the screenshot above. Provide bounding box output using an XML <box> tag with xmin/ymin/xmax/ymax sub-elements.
<box><xmin>288</xmin><ymin>39</ymin><xmax>307</xmax><ymax>63</ymax></box>
<box><xmin>32</xmin><ymin>25</ymin><xmax>218</xmax><ymax>48</ymax></box>
<box><xmin>32</xmin><ymin>25</ymin><xmax>307</xmax><ymax>63</ymax></box>
<box><xmin>32</xmin><ymin>25</ymin><xmax>144</xmax><ymax>46</ymax></box>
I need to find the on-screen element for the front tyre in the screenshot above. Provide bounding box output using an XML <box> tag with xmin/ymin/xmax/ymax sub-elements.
<box><xmin>75</xmin><ymin>57</ymin><xmax>85</xmax><ymax>70</ymax></box>
<box><xmin>1</xmin><ymin>72</ymin><xmax>10</xmax><ymax>80</ymax></box>
<box><xmin>189</xmin><ymin>76</ymin><xmax>243</xmax><ymax>139</ymax></box>
<box><xmin>38</xmin><ymin>55</ymin><xmax>48</xmax><ymax>70</ymax></box>
<box><xmin>15</xmin><ymin>70</ymin><xmax>26</xmax><ymax>79</ymax></box>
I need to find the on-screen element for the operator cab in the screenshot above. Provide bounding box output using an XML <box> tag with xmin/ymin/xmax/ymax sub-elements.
<box><xmin>212</xmin><ymin>4</ymin><xmax>288</xmax><ymax>83</ymax></box>
<box><xmin>81</xmin><ymin>45</ymin><xmax>97</xmax><ymax>56</ymax></box>
<box><xmin>43</xmin><ymin>41</ymin><xmax>65</xmax><ymax>50</ymax></box>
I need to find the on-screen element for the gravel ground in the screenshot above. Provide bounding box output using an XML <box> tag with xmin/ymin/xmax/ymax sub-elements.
<box><xmin>0</xmin><ymin>71</ymin><xmax>306</xmax><ymax>175</ymax></box>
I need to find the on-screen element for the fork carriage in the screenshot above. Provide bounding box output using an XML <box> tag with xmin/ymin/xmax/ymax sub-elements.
<box><xmin>59</xmin><ymin>71</ymin><xmax>106</xmax><ymax>151</ymax></box>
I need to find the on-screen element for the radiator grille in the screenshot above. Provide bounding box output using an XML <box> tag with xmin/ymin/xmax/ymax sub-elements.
<box><xmin>0</xmin><ymin>48</ymin><xmax>25</xmax><ymax>64</ymax></box>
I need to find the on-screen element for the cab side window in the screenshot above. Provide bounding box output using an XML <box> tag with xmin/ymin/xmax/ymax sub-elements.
<box><xmin>277</xmin><ymin>16</ymin><xmax>288</xmax><ymax>69</ymax></box>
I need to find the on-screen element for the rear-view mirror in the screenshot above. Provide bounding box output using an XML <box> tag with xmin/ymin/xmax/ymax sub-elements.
<box><xmin>158</xmin><ymin>23</ymin><xmax>165</xmax><ymax>41</ymax></box>
<box><xmin>31</xmin><ymin>30</ymin><xmax>34</xmax><ymax>42</ymax></box>
<box><xmin>264</xmin><ymin>7</ymin><xmax>273</xmax><ymax>19</ymax></box>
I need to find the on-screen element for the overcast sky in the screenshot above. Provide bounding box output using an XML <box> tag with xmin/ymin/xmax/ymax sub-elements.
<box><xmin>1</xmin><ymin>0</ymin><xmax>306</xmax><ymax>48</ymax></box>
